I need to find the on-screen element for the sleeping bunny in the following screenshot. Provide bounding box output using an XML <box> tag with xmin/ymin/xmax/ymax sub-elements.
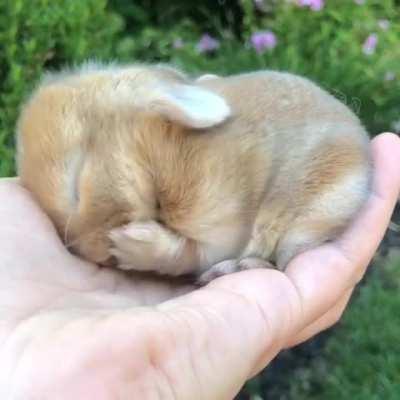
<box><xmin>17</xmin><ymin>62</ymin><xmax>371</xmax><ymax>283</ymax></box>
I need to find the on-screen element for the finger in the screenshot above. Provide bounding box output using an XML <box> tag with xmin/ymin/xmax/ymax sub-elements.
<box><xmin>336</xmin><ymin>133</ymin><xmax>400</xmax><ymax>268</ymax></box>
<box><xmin>159</xmin><ymin>267</ymin><xmax>301</xmax><ymax>391</ymax></box>
<box><xmin>284</xmin><ymin>133</ymin><xmax>400</xmax><ymax>327</ymax></box>
<box><xmin>246</xmin><ymin>289</ymin><xmax>354</xmax><ymax>378</ymax></box>
<box><xmin>285</xmin><ymin>288</ymin><xmax>353</xmax><ymax>348</ymax></box>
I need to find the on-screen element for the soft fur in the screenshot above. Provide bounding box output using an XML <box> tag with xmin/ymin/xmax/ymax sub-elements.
<box><xmin>17</xmin><ymin>62</ymin><xmax>371</xmax><ymax>282</ymax></box>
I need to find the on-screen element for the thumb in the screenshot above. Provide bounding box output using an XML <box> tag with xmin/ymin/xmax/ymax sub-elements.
<box><xmin>157</xmin><ymin>268</ymin><xmax>301</xmax><ymax>398</ymax></box>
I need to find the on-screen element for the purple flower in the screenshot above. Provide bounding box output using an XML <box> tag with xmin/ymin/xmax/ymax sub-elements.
<box><xmin>362</xmin><ymin>33</ymin><xmax>378</xmax><ymax>55</ymax></box>
<box><xmin>309</xmin><ymin>0</ymin><xmax>324</xmax><ymax>11</ymax></box>
<box><xmin>354</xmin><ymin>0</ymin><xmax>365</xmax><ymax>4</ymax></box>
<box><xmin>298</xmin><ymin>0</ymin><xmax>324</xmax><ymax>11</ymax></box>
<box><xmin>250</xmin><ymin>31</ymin><xmax>277</xmax><ymax>53</ymax></box>
<box><xmin>384</xmin><ymin>71</ymin><xmax>396</xmax><ymax>81</ymax></box>
<box><xmin>378</xmin><ymin>19</ymin><xmax>390</xmax><ymax>31</ymax></box>
<box><xmin>197</xmin><ymin>34</ymin><xmax>220</xmax><ymax>53</ymax></box>
<box><xmin>172</xmin><ymin>38</ymin><xmax>184</xmax><ymax>49</ymax></box>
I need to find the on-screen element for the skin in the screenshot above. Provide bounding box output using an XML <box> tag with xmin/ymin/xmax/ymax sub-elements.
<box><xmin>0</xmin><ymin>133</ymin><xmax>399</xmax><ymax>400</ymax></box>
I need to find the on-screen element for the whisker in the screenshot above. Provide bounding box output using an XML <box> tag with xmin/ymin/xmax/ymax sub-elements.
<box><xmin>63</xmin><ymin>212</ymin><xmax>74</xmax><ymax>245</ymax></box>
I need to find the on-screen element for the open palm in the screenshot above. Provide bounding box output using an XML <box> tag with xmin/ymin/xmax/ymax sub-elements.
<box><xmin>0</xmin><ymin>133</ymin><xmax>399</xmax><ymax>400</ymax></box>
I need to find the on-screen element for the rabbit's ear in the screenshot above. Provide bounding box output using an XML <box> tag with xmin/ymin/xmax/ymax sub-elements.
<box><xmin>149</xmin><ymin>84</ymin><xmax>231</xmax><ymax>128</ymax></box>
<box><xmin>148</xmin><ymin>84</ymin><xmax>231</xmax><ymax>129</ymax></box>
<box><xmin>196</xmin><ymin>74</ymin><xmax>219</xmax><ymax>82</ymax></box>
<box><xmin>105</xmin><ymin>78</ymin><xmax>230</xmax><ymax>128</ymax></box>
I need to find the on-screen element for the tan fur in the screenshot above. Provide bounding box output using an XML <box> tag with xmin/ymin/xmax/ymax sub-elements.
<box><xmin>17</xmin><ymin>63</ymin><xmax>371</xmax><ymax>278</ymax></box>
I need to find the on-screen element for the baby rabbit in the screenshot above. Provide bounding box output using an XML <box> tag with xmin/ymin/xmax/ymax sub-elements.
<box><xmin>17</xmin><ymin>62</ymin><xmax>371</xmax><ymax>283</ymax></box>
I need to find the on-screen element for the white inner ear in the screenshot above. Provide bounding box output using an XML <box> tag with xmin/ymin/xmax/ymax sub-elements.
<box><xmin>196</xmin><ymin>74</ymin><xmax>219</xmax><ymax>82</ymax></box>
<box><xmin>155</xmin><ymin>85</ymin><xmax>231</xmax><ymax>129</ymax></box>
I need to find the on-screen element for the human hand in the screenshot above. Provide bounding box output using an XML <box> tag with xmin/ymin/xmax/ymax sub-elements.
<box><xmin>0</xmin><ymin>133</ymin><xmax>399</xmax><ymax>400</ymax></box>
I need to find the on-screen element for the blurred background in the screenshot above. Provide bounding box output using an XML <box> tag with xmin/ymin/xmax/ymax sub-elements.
<box><xmin>0</xmin><ymin>1</ymin><xmax>399</xmax><ymax>398</ymax></box>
